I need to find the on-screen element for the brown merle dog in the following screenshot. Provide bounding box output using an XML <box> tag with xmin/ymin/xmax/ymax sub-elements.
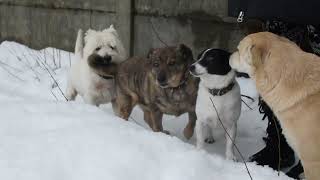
<box><xmin>89</xmin><ymin>44</ymin><xmax>199</xmax><ymax>139</ymax></box>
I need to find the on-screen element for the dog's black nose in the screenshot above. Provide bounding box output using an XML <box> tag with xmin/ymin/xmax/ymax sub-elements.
<box><xmin>189</xmin><ymin>65</ymin><xmax>195</xmax><ymax>72</ymax></box>
<box><xmin>157</xmin><ymin>73</ymin><xmax>167</xmax><ymax>84</ymax></box>
<box><xmin>103</xmin><ymin>55</ymin><xmax>112</xmax><ymax>64</ymax></box>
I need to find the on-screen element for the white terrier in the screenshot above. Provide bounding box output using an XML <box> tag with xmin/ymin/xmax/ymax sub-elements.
<box><xmin>66</xmin><ymin>25</ymin><xmax>127</xmax><ymax>105</ymax></box>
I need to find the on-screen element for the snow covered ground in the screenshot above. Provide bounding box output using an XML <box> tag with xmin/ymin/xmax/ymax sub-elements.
<box><xmin>0</xmin><ymin>41</ymin><xmax>292</xmax><ymax>180</ymax></box>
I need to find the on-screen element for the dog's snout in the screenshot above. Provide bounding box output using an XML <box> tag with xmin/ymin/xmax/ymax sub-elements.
<box><xmin>103</xmin><ymin>55</ymin><xmax>112</xmax><ymax>64</ymax></box>
<box><xmin>157</xmin><ymin>73</ymin><xmax>167</xmax><ymax>84</ymax></box>
<box><xmin>189</xmin><ymin>65</ymin><xmax>195</xmax><ymax>72</ymax></box>
<box><xmin>229</xmin><ymin>52</ymin><xmax>238</xmax><ymax>69</ymax></box>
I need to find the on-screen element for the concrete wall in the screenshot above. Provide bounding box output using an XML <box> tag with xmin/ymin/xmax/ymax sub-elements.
<box><xmin>0</xmin><ymin>0</ymin><xmax>116</xmax><ymax>51</ymax></box>
<box><xmin>0</xmin><ymin>0</ymin><xmax>263</xmax><ymax>57</ymax></box>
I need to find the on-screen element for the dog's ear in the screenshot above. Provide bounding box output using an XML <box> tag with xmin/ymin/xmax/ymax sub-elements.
<box><xmin>147</xmin><ymin>48</ymin><xmax>155</xmax><ymax>59</ymax></box>
<box><xmin>249</xmin><ymin>44</ymin><xmax>270</xmax><ymax>68</ymax></box>
<box><xmin>107</xmin><ymin>24</ymin><xmax>119</xmax><ymax>37</ymax></box>
<box><xmin>244</xmin><ymin>36</ymin><xmax>270</xmax><ymax>67</ymax></box>
<box><xmin>197</xmin><ymin>49</ymin><xmax>206</xmax><ymax>60</ymax></box>
<box><xmin>84</xmin><ymin>29</ymin><xmax>96</xmax><ymax>43</ymax></box>
<box><xmin>176</xmin><ymin>44</ymin><xmax>193</xmax><ymax>62</ymax></box>
<box><xmin>75</xmin><ymin>29</ymin><xmax>84</xmax><ymax>58</ymax></box>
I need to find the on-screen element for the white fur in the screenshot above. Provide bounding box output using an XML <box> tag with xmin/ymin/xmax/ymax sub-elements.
<box><xmin>194</xmin><ymin>67</ymin><xmax>241</xmax><ymax>161</ymax></box>
<box><xmin>66</xmin><ymin>25</ymin><xmax>127</xmax><ymax>105</ymax></box>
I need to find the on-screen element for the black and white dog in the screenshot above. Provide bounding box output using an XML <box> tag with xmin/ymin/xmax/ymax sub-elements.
<box><xmin>189</xmin><ymin>49</ymin><xmax>241</xmax><ymax>161</ymax></box>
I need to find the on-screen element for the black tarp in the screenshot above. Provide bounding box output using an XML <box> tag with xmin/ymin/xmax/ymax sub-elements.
<box><xmin>228</xmin><ymin>0</ymin><xmax>320</xmax><ymax>25</ymax></box>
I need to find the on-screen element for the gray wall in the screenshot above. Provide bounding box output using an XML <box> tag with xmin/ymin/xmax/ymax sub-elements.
<box><xmin>0</xmin><ymin>0</ymin><xmax>263</xmax><ymax>57</ymax></box>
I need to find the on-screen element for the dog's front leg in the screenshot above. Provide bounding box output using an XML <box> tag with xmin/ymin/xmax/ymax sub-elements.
<box><xmin>184</xmin><ymin>112</ymin><xmax>197</xmax><ymax>139</ymax></box>
<box><xmin>143</xmin><ymin>110</ymin><xmax>153</xmax><ymax>129</ymax></box>
<box><xmin>225</xmin><ymin>122</ymin><xmax>237</xmax><ymax>161</ymax></box>
<box><xmin>65</xmin><ymin>83</ymin><xmax>78</xmax><ymax>101</ymax></box>
<box><xmin>195</xmin><ymin>120</ymin><xmax>208</xmax><ymax>150</ymax></box>
<box><xmin>149</xmin><ymin>110</ymin><xmax>170</xmax><ymax>134</ymax></box>
<box><xmin>83</xmin><ymin>94</ymin><xmax>99</xmax><ymax>106</ymax></box>
<box><xmin>111</xmin><ymin>94</ymin><xmax>134</xmax><ymax>121</ymax></box>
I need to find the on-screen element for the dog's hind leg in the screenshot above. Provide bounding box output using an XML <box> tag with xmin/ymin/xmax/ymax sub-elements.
<box><xmin>225</xmin><ymin>122</ymin><xmax>237</xmax><ymax>161</ymax></box>
<box><xmin>65</xmin><ymin>84</ymin><xmax>77</xmax><ymax>101</ymax></box>
<box><xmin>184</xmin><ymin>112</ymin><xmax>197</xmax><ymax>139</ymax></box>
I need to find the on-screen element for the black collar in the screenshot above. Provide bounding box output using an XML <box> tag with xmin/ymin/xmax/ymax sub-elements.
<box><xmin>208</xmin><ymin>82</ymin><xmax>235</xmax><ymax>96</ymax></box>
<box><xmin>99</xmin><ymin>75</ymin><xmax>114</xmax><ymax>80</ymax></box>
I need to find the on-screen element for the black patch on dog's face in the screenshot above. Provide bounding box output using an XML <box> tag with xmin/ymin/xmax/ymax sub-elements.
<box><xmin>197</xmin><ymin>49</ymin><xmax>231</xmax><ymax>75</ymax></box>
<box><xmin>88</xmin><ymin>53</ymin><xmax>112</xmax><ymax>66</ymax></box>
<box><xmin>87</xmin><ymin>53</ymin><xmax>118</xmax><ymax>76</ymax></box>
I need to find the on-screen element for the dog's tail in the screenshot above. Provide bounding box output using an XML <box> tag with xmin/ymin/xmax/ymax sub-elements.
<box><xmin>75</xmin><ymin>29</ymin><xmax>84</xmax><ymax>59</ymax></box>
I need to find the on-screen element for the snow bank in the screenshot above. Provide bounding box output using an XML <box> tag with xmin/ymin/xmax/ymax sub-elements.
<box><xmin>0</xmin><ymin>41</ymin><xmax>292</xmax><ymax>180</ymax></box>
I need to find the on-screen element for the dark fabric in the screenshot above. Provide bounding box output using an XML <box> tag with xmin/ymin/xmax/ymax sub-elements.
<box><xmin>266</xmin><ymin>20</ymin><xmax>320</xmax><ymax>56</ymax></box>
<box><xmin>228</xmin><ymin>0</ymin><xmax>320</xmax><ymax>25</ymax></box>
<box><xmin>266</xmin><ymin>20</ymin><xmax>313</xmax><ymax>54</ymax></box>
<box><xmin>249</xmin><ymin>99</ymin><xmax>296</xmax><ymax>170</ymax></box>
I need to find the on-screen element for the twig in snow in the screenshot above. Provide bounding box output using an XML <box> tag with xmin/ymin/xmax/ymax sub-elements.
<box><xmin>241</xmin><ymin>99</ymin><xmax>253</xmax><ymax>110</ymax></box>
<box><xmin>0</xmin><ymin>60</ymin><xmax>22</xmax><ymax>72</ymax></box>
<box><xmin>0</xmin><ymin>62</ymin><xmax>24</xmax><ymax>81</ymax></box>
<box><xmin>51</xmin><ymin>90</ymin><xmax>58</xmax><ymax>101</ymax></box>
<box><xmin>209</xmin><ymin>97</ymin><xmax>253</xmax><ymax>180</ymax></box>
<box><xmin>68</xmin><ymin>52</ymin><xmax>72</xmax><ymax>67</ymax></box>
<box><xmin>38</xmin><ymin>59</ymin><xmax>68</xmax><ymax>101</ymax></box>
<box><xmin>241</xmin><ymin>94</ymin><xmax>255</xmax><ymax>102</ymax></box>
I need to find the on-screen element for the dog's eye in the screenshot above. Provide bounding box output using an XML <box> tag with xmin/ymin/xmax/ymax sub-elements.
<box><xmin>153</xmin><ymin>62</ymin><xmax>159</xmax><ymax>67</ymax></box>
<box><xmin>109</xmin><ymin>45</ymin><xmax>116</xmax><ymax>50</ymax></box>
<box><xmin>207</xmin><ymin>57</ymin><xmax>214</xmax><ymax>61</ymax></box>
<box><xmin>95</xmin><ymin>47</ymin><xmax>101</xmax><ymax>51</ymax></box>
<box><xmin>168</xmin><ymin>61</ymin><xmax>175</xmax><ymax>66</ymax></box>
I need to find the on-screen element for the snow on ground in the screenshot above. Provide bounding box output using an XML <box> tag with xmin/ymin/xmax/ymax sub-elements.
<box><xmin>0</xmin><ymin>41</ymin><xmax>292</xmax><ymax>180</ymax></box>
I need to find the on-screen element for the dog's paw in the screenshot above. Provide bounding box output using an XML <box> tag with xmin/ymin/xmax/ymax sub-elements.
<box><xmin>196</xmin><ymin>143</ymin><xmax>205</xmax><ymax>150</ymax></box>
<box><xmin>226</xmin><ymin>154</ymin><xmax>237</xmax><ymax>162</ymax></box>
<box><xmin>204</xmin><ymin>137</ymin><xmax>215</xmax><ymax>144</ymax></box>
<box><xmin>183</xmin><ymin>127</ymin><xmax>194</xmax><ymax>140</ymax></box>
<box><xmin>162</xmin><ymin>130</ymin><xmax>170</xmax><ymax>135</ymax></box>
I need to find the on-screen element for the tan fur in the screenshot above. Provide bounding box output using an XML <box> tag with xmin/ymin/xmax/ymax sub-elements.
<box><xmin>230</xmin><ymin>32</ymin><xmax>320</xmax><ymax>180</ymax></box>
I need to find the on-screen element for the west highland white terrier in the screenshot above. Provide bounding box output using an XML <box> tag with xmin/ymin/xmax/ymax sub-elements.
<box><xmin>66</xmin><ymin>25</ymin><xmax>127</xmax><ymax>105</ymax></box>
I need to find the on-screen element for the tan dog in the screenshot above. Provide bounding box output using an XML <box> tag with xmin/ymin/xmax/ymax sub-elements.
<box><xmin>89</xmin><ymin>44</ymin><xmax>199</xmax><ymax>139</ymax></box>
<box><xmin>230</xmin><ymin>32</ymin><xmax>320</xmax><ymax>180</ymax></box>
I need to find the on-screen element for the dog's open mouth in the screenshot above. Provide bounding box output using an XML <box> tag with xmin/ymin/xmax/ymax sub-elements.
<box><xmin>99</xmin><ymin>74</ymin><xmax>114</xmax><ymax>80</ymax></box>
<box><xmin>158</xmin><ymin>78</ymin><xmax>187</xmax><ymax>89</ymax></box>
<box><xmin>159</xmin><ymin>84</ymin><xmax>169</xmax><ymax>88</ymax></box>
<box><xmin>189</xmin><ymin>71</ymin><xmax>203</xmax><ymax>77</ymax></box>
<box><xmin>158</xmin><ymin>81</ymin><xmax>169</xmax><ymax>88</ymax></box>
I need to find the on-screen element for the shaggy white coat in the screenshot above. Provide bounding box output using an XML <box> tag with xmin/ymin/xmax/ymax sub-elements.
<box><xmin>66</xmin><ymin>25</ymin><xmax>127</xmax><ymax>105</ymax></box>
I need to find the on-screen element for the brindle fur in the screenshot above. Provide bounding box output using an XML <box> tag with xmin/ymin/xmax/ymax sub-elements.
<box><xmin>89</xmin><ymin>44</ymin><xmax>199</xmax><ymax>139</ymax></box>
